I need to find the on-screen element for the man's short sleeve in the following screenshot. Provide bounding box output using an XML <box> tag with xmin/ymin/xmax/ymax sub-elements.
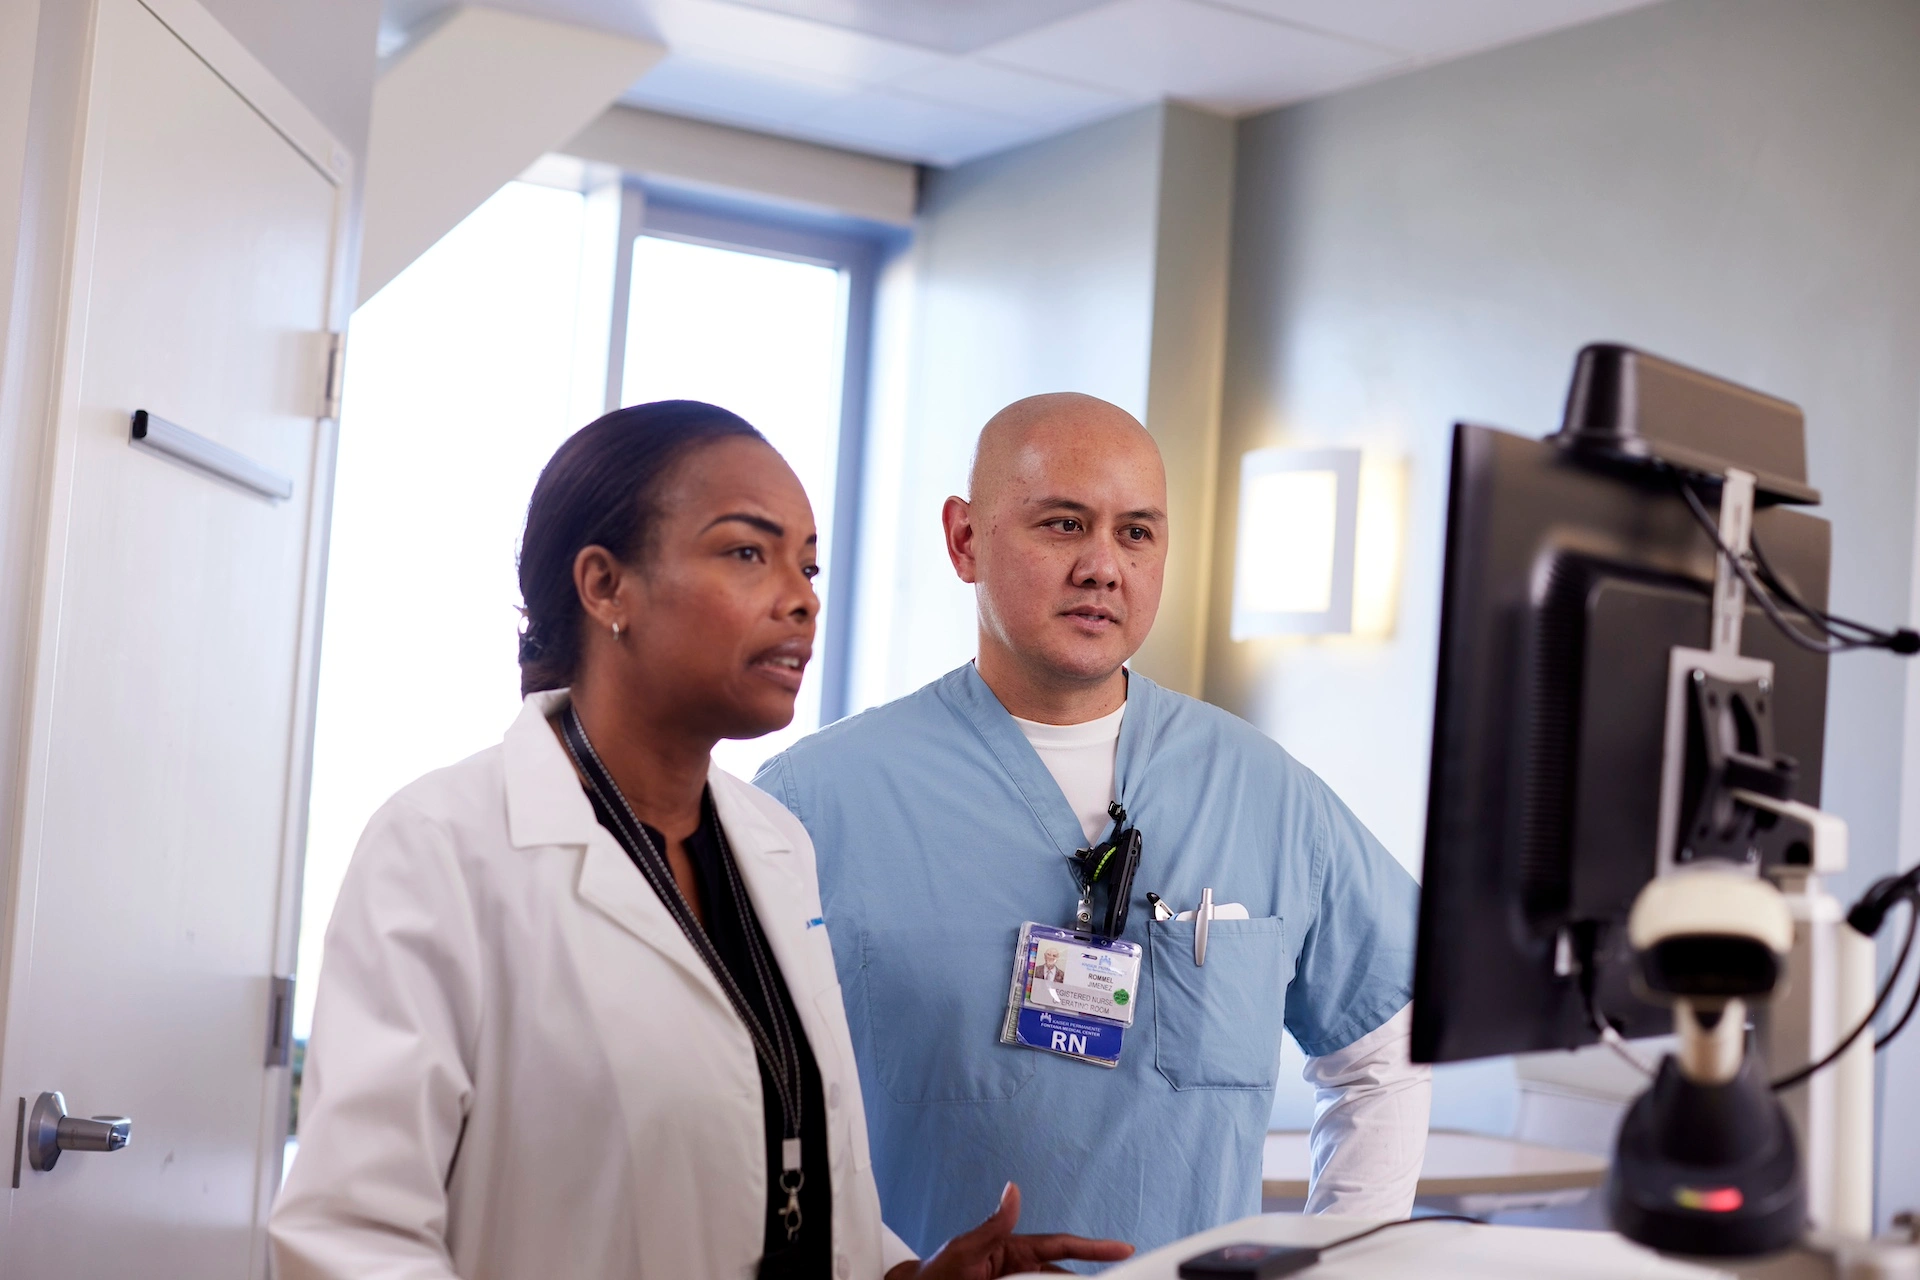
<box><xmin>752</xmin><ymin>751</ymin><xmax>799</xmax><ymax>817</ymax></box>
<box><xmin>1282</xmin><ymin>779</ymin><xmax>1420</xmax><ymax>1058</ymax></box>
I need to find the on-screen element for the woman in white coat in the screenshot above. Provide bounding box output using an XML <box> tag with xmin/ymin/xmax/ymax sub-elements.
<box><xmin>269</xmin><ymin>401</ymin><xmax>1130</xmax><ymax>1280</ymax></box>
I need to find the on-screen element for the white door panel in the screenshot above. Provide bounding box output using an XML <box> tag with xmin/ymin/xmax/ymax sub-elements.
<box><xmin>0</xmin><ymin>0</ymin><xmax>346</xmax><ymax>1274</ymax></box>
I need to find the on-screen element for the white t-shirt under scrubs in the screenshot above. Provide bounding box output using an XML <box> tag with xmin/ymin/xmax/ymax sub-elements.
<box><xmin>1011</xmin><ymin>701</ymin><xmax>1125</xmax><ymax>846</ymax></box>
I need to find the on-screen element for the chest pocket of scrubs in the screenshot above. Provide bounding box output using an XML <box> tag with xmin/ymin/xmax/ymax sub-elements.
<box><xmin>1148</xmin><ymin>916</ymin><xmax>1291</xmax><ymax>1090</ymax></box>
<box><xmin>862</xmin><ymin>925</ymin><xmax>1037</xmax><ymax>1104</ymax></box>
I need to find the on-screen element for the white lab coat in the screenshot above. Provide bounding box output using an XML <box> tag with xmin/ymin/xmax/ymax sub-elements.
<box><xmin>270</xmin><ymin>689</ymin><xmax>918</xmax><ymax>1280</ymax></box>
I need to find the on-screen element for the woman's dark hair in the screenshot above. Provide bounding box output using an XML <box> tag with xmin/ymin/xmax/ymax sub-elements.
<box><xmin>517</xmin><ymin>400</ymin><xmax>764</xmax><ymax>695</ymax></box>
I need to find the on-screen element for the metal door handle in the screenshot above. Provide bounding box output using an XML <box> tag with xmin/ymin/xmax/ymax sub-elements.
<box><xmin>26</xmin><ymin>1091</ymin><xmax>132</xmax><ymax>1171</ymax></box>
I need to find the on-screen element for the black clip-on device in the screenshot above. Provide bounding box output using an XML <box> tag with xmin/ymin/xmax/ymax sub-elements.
<box><xmin>1070</xmin><ymin>802</ymin><xmax>1141</xmax><ymax>938</ymax></box>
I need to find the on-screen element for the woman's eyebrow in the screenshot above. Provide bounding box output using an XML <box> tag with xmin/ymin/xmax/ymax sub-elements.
<box><xmin>703</xmin><ymin>513</ymin><xmax>819</xmax><ymax>547</ymax></box>
<box><xmin>704</xmin><ymin>512</ymin><xmax>784</xmax><ymax>537</ymax></box>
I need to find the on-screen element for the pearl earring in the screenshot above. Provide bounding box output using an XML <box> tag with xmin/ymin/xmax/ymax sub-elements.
<box><xmin>611</xmin><ymin>621</ymin><xmax>623</xmax><ymax>639</ymax></box>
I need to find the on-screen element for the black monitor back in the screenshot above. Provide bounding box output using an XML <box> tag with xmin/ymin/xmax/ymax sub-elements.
<box><xmin>1411</xmin><ymin>423</ymin><xmax>1830</xmax><ymax>1065</ymax></box>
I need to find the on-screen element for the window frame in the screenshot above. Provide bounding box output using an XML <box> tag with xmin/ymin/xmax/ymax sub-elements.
<box><xmin>606</xmin><ymin>181</ymin><xmax>891</xmax><ymax>727</ymax></box>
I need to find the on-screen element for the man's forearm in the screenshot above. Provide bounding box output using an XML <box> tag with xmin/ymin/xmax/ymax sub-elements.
<box><xmin>1301</xmin><ymin>1003</ymin><xmax>1432</xmax><ymax>1218</ymax></box>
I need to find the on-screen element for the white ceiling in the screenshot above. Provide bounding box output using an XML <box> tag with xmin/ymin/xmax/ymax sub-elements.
<box><xmin>380</xmin><ymin>0</ymin><xmax>1665</xmax><ymax>168</ymax></box>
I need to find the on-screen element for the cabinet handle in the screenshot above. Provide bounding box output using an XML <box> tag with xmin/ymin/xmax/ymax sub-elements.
<box><xmin>130</xmin><ymin>409</ymin><xmax>293</xmax><ymax>502</ymax></box>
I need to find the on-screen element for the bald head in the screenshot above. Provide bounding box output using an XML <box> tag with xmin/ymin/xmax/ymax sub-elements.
<box><xmin>969</xmin><ymin>393</ymin><xmax>1161</xmax><ymax>508</ymax></box>
<box><xmin>943</xmin><ymin>393</ymin><xmax>1169</xmax><ymax>716</ymax></box>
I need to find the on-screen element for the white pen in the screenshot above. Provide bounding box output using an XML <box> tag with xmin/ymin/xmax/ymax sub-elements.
<box><xmin>1194</xmin><ymin>887</ymin><xmax>1214</xmax><ymax>966</ymax></box>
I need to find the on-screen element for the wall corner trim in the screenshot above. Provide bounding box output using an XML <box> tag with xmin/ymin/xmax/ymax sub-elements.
<box><xmin>1138</xmin><ymin>102</ymin><xmax>1236</xmax><ymax>698</ymax></box>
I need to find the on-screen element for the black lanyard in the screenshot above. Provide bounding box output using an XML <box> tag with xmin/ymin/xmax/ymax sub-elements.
<box><xmin>558</xmin><ymin>705</ymin><xmax>808</xmax><ymax>1239</ymax></box>
<box><xmin>1068</xmin><ymin>801</ymin><xmax>1142</xmax><ymax>938</ymax></box>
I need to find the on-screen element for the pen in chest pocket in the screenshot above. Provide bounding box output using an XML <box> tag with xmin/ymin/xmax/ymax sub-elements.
<box><xmin>1194</xmin><ymin>887</ymin><xmax>1214</xmax><ymax>966</ymax></box>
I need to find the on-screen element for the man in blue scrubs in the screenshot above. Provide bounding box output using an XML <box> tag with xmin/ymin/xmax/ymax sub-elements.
<box><xmin>756</xmin><ymin>394</ymin><xmax>1429</xmax><ymax>1257</ymax></box>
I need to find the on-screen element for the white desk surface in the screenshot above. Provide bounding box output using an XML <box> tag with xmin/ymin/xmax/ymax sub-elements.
<box><xmin>1092</xmin><ymin>1213</ymin><xmax>1732</xmax><ymax>1280</ymax></box>
<box><xmin>1262</xmin><ymin>1129</ymin><xmax>1609</xmax><ymax>1200</ymax></box>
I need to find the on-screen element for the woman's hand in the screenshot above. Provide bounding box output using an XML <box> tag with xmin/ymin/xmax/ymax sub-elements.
<box><xmin>885</xmin><ymin>1182</ymin><xmax>1134</xmax><ymax>1280</ymax></box>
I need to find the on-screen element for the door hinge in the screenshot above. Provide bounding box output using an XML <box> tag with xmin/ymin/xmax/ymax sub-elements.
<box><xmin>266</xmin><ymin>975</ymin><xmax>296</xmax><ymax>1068</ymax></box>
<box><xmin>320</xmin><ymin>330</ymin><xmax>347</xmax><ymax>420</ymax></box>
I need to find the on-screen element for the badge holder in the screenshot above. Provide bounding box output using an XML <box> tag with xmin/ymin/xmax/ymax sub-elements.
<box><xmin>1000</xmin><ymin>805</ymin><xmax>1144</xmax><ymax>1068</ymax></box>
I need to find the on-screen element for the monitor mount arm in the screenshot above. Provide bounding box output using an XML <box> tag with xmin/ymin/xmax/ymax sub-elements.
<box><xmin>1609</xmin><ymin>469</ymin><xmax>1878</xmax><ymax>1256</ymax></box>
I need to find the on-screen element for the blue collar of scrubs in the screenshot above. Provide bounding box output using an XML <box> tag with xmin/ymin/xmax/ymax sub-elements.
<box><xmin>936</xmin><ymin>662</ymin><xmax>1162</xmax><ymax>863</ymax></box>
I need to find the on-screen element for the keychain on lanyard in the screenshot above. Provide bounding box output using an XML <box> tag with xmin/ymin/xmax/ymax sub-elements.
<box><xmin>1068</xmin><ymin>802</ymin><xmax>1142</xmax><ymax>938</ymax></box>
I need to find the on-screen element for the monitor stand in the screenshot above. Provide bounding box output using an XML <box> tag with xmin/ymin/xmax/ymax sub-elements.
<box><xmin>1743</xmin><ymin>796</ymin><xmax>1876</xmax><ymax>1238</ymax></box>
<box><xmin>1608</xmin><ymin>792</ymin><xmax>1877</xmax><ymax>1257</ymax></box>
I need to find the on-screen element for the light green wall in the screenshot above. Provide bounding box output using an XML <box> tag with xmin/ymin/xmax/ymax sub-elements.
<box><xmin>1210</xmin><ymin>0</ymin><xmax>1920</xmax><ymax>1222</ymax></box>
<box><xmin>852</xmin><ymin>103</ymin><xmax>1235</xmax><ymax>706</ymax></box>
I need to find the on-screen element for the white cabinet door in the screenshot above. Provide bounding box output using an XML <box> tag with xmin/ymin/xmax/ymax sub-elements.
<box><xmin>0</xmin><ymin>1</ymin><xmax>348</xmax><ymax>1274</ymax></box>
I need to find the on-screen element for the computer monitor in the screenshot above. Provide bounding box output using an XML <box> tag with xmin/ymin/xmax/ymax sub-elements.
<box><xmin>1411</xmin><ymin>346</ymin><xmax>1832</xmax><ymax>1066</ymax></box>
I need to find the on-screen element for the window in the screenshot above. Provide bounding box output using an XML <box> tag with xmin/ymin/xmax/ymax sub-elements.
<box><xmin>616</xmin><ymin>194</ymin><xmax>881</xmax><ymax>776</ymax></box>
<box><xmin>296</xmin><ymin>181</ymin><xmax>596</xmax><ymax>1046</ymax></box>
<box><xmin>294</xmin><ymin>177</ymin><xmax>886</xmax><ymax>1059</ymax></box>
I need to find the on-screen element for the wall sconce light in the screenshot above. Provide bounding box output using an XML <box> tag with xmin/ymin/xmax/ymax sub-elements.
<box><xmin>1231</xmin><ymin>446</ymin><xmax>1406</xmax><ymax>641</ymax></box>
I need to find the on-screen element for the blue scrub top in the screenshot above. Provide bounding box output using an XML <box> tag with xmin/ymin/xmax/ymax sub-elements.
<box><xmin>755</xmin><ymin>664</ymin><xmax>1417</xmax><ymax>1260</ymax></box>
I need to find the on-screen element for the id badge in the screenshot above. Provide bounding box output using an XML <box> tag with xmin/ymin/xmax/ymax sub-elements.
<box><xmin>1000</xmin><ymin>923</ymin><xmax>1143</xmax><ymax>1068</ymax></box>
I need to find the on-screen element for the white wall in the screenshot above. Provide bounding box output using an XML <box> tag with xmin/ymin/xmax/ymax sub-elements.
<box><xmin>854</xmin><ymin>107</ymin><xmax>1160</xmax><ymax>704</ymax></box>
<box><xmin>852</xmin><ymin>104</ymin><xmax>1234</xmax><ymax>706</ymax></box>
<box><xmin>0</xmin><ymin>0</ymin><xmax>65</xmax><ymax>956</ymax></box>
<box><xmin>1207</xmin><ymin>0</ymin><xmax>1920</xmax><ymax>1223</ymax></box>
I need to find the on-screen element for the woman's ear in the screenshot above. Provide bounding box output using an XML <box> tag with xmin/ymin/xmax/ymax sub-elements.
<box><xmin>573</xmin><ymin>545</ymin><xmax>626</xmax><ymax>631</ymax></box>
